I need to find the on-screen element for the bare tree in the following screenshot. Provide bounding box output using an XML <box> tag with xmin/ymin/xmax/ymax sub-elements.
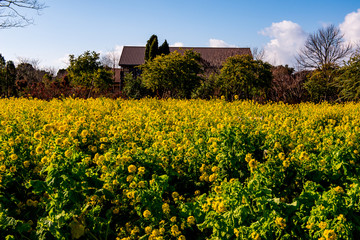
<box><xmin>296</xmin><ymin>24</ymin><xmax>352</xmax><ymax>70</ymax></box>
<box><xmin>268</xmin><ymin>65</ymin><xmax>309</xmax><ymax>103</ymax></box>
<box><xmin>17</xmin><ymin>57</ymin><xmax>40</xmax><ymax>69</ymax></box>
<box><xmin>101</xmin><ymin>48</ymin><xmax>122</xmax><ymax>90</ymax></box>
<box><xmin>351</xmin><ymin>41</ymin><xmax>360</xmax><ymax>58</ymax></box>
<box><xmin>252</xmin><ymin>47</ymin><xmax>266</xmax><ymax>61</ymax></box>
<box><xmin>101</xmin><ymin>48</ymin><xmax>122</xmax><ymax>69</ymax></box>
<box><xmin>0</xmin><ymin>0</ymin><xmax>45</xmax><ymax>29</ymax></box>
<box><xmin>16</xmin><ymin>57</ymin><xmax>44</xmax><ymax>84</ymax></box>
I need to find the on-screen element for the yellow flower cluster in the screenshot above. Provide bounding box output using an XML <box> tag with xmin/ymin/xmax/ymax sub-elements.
<box><xmin>275</xmin><ymin>217</ymin><xmax>286</xmax><ymax>229</ymax></box>
<box><xmin>0</xmin><ymin>98</ymin><xmax>359</xmax><ymax>239</ymax></box>
<box><xmin>323</xmin><ymin>229</ymin><xmax>337</xmax><ymax>240</ymax></box>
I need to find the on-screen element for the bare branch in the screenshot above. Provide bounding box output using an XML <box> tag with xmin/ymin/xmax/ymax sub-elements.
<box><xmin>0</xmin><ymin>0</ymin><xmax>46</xmax><ymax>29</ymax></box>
<box><xmin>17</xmin><ymin>56</ymin><xmax>41</xmax><ymax>70</ymax></box>
<box><xmin>252</xmin><ymin>47</ymin><xmax>266</xmax><ymax>61</ymax></box>
<box><xmin>296</xmin><ymin>24</ymin><xmax>352</xmax><ymax>70</ymax></box>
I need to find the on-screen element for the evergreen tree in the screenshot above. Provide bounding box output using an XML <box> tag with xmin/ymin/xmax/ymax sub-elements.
<box><xmin>149</xmin><ymin>37</ymin><xmax>158</xmax><ymax>61</ymax></box>
<box><xmin>145</xmin><ymin>35</ymin><xmax>158</xmax><ymax>61</ymax></box>
<box><xmin>0</xmin><ymin>54</ymin><xmax>6</xmax><ymax>96</ymax></box>
<box><xmin>5</xmin><ymin>61</ymin><xmax>16</xmax><ymax>97</ymax></box>
<box><xmin>158</xmin><ymin>40</ymin><xmax>170</xmax><ymax>55</ymax></box>
<box><xmin>335</xmin><ymin>53</ymin><xmax>360</xmax><ymax>101</ymax></box>
<box><xmin>145</xmin><ymin>35</ymin><xmax>170</xmax><ymax>61</ymax></box>
<box><xmin>67</xmin><ymin>51</ymin><xmax>113</xmax><ymax>94</ymax></box>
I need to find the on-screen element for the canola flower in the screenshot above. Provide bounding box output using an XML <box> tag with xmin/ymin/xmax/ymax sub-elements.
<box><xmin>319</xmin><ymin>221</ymin><xmax>327</xmax><ymax>229</ymax></box>
<box><xmin>323</xmin><ymin>229</ymin><xmax>337</xmax><ymax>240</ymax></box>
<box><xmin>162</xmin><ymin>203</ymin><xmax>170</xmax><ymax>214</ymax></box>
<box><xmin>128</xmin><ymin>164</ymin><xmax>137</xmax><ymax>174</ymax></box>
<box><xmin>143</xmin><ymin>210</ymin><xmax>151</xmax><ymax>218</ymax></box>
<box><xmin>187</xmin><ymin>216</ymin><xmax>195</xmax><ymax>225</ymax></box>
<box><xmin>251</xmin><ymin>231</ymin><xmax>261</xmax><ymax>240</ymax></box>
<box><xmin>0</xmin><ymin>98</ymin><xmax>360</xmax><ymax>239</ymax></box>
<box><xmin>275</xmin><ymin>217</ymin><xmax>286</xmax><ymax>229</ymax></box>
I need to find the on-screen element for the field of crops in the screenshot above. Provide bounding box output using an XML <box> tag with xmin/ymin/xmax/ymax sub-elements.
<box><xmin>1</xmin><ymin>97</ymin><xmax>360</xmax><ymax>239</ymax></box>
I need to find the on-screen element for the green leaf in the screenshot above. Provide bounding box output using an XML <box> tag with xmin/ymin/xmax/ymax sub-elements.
<box><xmin>27</xmin><ymin>180</ymin><xmax>47</xmax><ymax>194</ymax></box>
<box><xmin>15</xmin><ymin>222</ymin><xmax>32</xmax><ymax>233</ymax></box>
<box><xmin>334</xmin><ymin>162</ymin><xmax>343</xmax><ymax>170</ymax></box>
<box><xmin>95</xmin><ymin>188</ymin><xmax>114</xmax><ymax>200</ymax></box>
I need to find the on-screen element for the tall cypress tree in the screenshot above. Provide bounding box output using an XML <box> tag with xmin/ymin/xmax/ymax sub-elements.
<box><xmin>149</xmin><ymin>37</ymin><xmax>158</xmax><ymax>61</ymax></box>
<box><xmin>5</xmin><ymin>61</ymin><xmax>16</xmax><ymax>97</ymax></box>
<box><xmin>145</xmin><ymin>35</ymin><xmax>158</xmax><ymax>61</ymax></box>
<box><xmin>145</xmin><ymin>35</ymin><xmax>170</xmax><ymax>61</ymax></box>
<box><xmin>0</xmin><ymin>54</ymin><xmax>6</xmax><ymax>96</ymax></box>
<box><xmin>158</xmin><ymin>40</ymin><xmax>170</xmax><ymax>55</ymax></box>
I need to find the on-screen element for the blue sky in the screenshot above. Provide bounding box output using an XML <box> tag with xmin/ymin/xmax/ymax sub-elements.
<box><xmin>1</xmin><ymin>0</ymin><xmax>360</xmax><ymax>70</ymax></box>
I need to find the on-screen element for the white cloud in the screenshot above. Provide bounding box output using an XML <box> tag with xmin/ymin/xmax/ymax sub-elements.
<box><xmin>209</xmin><ymin>39</ymin><xmax>236</xmax><ymax>47</ymax></box>
<box><xmin>101</xmin><ymin>45</ymin><xmax>123</xmax><ymax>58</ymax></box>
<box><xmin>260</xmin><ymin>20</ymin><xmax>307</xmax><ymax>66</ymax></box>
<box><xmin>171</xmin><ymin>42</ymin><xmax>184</xmax><ymax>47</ymax></box>
<box><xmin>340</xmin><ymin>9</ymin><xmax>360</xmax><ymax>45</ymax></box>
<box><xmin>56</xmin><ymin>54</ymin><xmax>70</xmax><ymax>68</ymax></box>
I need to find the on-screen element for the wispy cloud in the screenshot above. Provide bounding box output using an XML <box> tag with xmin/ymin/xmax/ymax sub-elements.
<box><xmin>208</xmin><ymin>39</ymin><xmax>236</xmax><ymax>47</ymax></box>
<box><xmin>260</xmin><ymin>20</ymin><xmax>307</xmax><ymax>66</ymax></box>
<box><xmin>340</xmin><ymin>8</ymin><xmax>360</xmax><ymax>45</ymax></box>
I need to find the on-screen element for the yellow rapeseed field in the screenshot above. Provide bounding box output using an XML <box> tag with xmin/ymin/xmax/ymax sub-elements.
<box><xmin>1</xmin><ymin>97</ymin><xmax>360</xmax><ymax>239</ymax></box>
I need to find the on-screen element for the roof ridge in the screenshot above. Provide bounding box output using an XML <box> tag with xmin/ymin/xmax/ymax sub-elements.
<box><xmin>119</xmin><ymin>46</ymin><xmax>252</xmax><ymax>66</ymax></box>
<box><xmin>122</xmin><ymin>46</ymin><xmax>250</xmax><ymax>49</ymax></box>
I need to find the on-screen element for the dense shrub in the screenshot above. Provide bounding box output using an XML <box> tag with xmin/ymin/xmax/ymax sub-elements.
<box><xmin>67</xmin><ymin>51</ymin><xmax>113</xmax><ymax>95</ymax></box>
<box><xmin>335</xmin><ymin>54</ymin><xmax>360</xmax><ymax>101</ymax></box>
<box><xmin>217</xmin><ymin>55</ymin><xmax>272</xmax><ymax>101</ymax></box>
<box><xmin>141</xmin><ymin>50</ymin><xmax>203</xmax><ymax>99</ymax></box>
<box><xmin>304</xmin><ymin>65</ymin><xmax>339</xmax><ymax>102</ymax></box>
<box><xmin>123</xmin><ymin>73</ymin><xmax>150</xmax><ymax>99</ymax></box>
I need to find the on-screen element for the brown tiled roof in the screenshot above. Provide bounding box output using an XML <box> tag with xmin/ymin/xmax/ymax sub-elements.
<box><xmin>119</xmin><ymin>46</ymin><xmax>146</xmax><ymax>66</ymax></box>
<box><xmin>119</xmin><ymin>46</ymin><xmax>252</xmax><ymax>68</ymax></box>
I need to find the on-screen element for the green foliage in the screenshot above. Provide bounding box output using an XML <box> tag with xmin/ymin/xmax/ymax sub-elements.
<box><xmin>149</xmin><ymin>38</ymin><xmax>159</xmax><ymax>62</ymax></box>
<box><xmin>0</xmin><ymin>55</ymin><xmax>17</xmax><ymax>97</ymax></box>
<box><xmin>217</xmin><ymin>55</ymin><xmax>272</xmax><ymax>100</ymax></box>
<box><xmin>0</xmin><ymin>54</ymin><xmax>5</xmax><ymax>69</ymax></box>
<box><xmin>1</xmin><ymin>98</ymin><xmax>360</xmax><ymax>239</ymax></box>
<box><xmin>0</xmin><ymin>54</ymin><xmax>6</xmax><ymax>95</ymax></box>
<box><xmin>192</xmin><ymin>73</ymin><xmax>220</xmax><ymax>99</ymax></box>
<box><xmin>67</xmin><ymin>51</ymin><xmax>113</xmax><ymax>92</ymax></box>
<box><xmin>158</xmin><ymin>40</ymin><xmax>170</xmax><ymax>55</ymax></box>
<box><xmin>145</xmin><ymin>35</ymin><xmax>170</xmax><ymax>62</ymax></box>
<box><xmin>123</xmin><ymin>73</ymin><xmax>150</xmax><ymax>99</ymax></box>
<box><xmin>145</xmin><ymin>35</ymin><xmax>159</xmax><ymax>62</ymax></box>
<box><xmin>304</xmin><ymin>65</ymin><xmax>339</xmax><ymax>102</ymax></box>
<box><xmin>141</xmin><ymin>50</ymin><xmax>203</xmax><ymax>98</ymax></box>
<box><xmin>4</xmin><ymin>61</ymin><xmax>16</xmax><ymax>97</ymax></box>
<box><xmin>335</xmin><ymin>54</ymin><xmax>360</xmax><ymax>101</ymax></box>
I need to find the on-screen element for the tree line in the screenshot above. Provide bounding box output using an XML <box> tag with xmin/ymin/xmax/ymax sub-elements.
<box><xmin>0</xmin><ymin>51</ymin><xmax>117</xmax><ymax>99</ymax></box>
<box><xmin>125</xmin><ymin>25</ymin><xmax>360</xmax><ymax>103</ymax></box>
<box><xmin>123</xmin><ymin>26</ymin><xmax>360</xmax><ymax>103</ymax></box>
<box><xmin>1</xmin><ymin>25</ymin><xmax>360</xmax><ymax>102</ymax></box>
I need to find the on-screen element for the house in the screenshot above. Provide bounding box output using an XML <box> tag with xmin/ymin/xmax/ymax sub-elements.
<box><xmin>117</xmin><ymin>46</ymin><xmax>252</xmax><ymax>89</ymax></box>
